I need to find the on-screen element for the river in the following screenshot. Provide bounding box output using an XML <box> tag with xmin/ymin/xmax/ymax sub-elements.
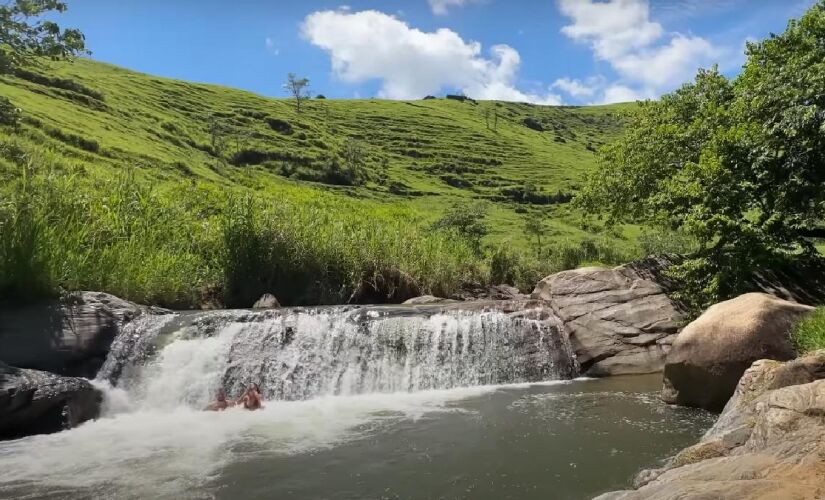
<box><xmin>0</xmin><ymin>305</ymin><xmax>713</xmax><ymax>499</ymax></box>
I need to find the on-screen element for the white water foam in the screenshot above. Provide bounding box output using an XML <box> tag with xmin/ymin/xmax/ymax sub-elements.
<box><xmin>0</xmin><ymin>378</ymin><xmax>574</xmax><ymax>499</ymax></box>
<box><xmin>0</xmin><ymin>305</ymin><xmax>578</xmax><ymax>498</ymax></box>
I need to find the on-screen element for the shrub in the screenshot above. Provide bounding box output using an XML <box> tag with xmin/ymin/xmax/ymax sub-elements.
<box><xmin>433</xmin><ymin>203</ymin><xmax>489</xmax><ymax>255</ymax></box>
<box><xmin>0</xmin><ymin>97</ymin><xmax>21</xmax><ymax>128</ymax></box>
<box><xmin>523</xmin><ymin>117</ymin><xmax>544</xmax><ymax>132</ymax></box>
<box><xmin>638</xmin><ymin>227</ymin><xmax>700</xmax><ymax>256</ymax></box>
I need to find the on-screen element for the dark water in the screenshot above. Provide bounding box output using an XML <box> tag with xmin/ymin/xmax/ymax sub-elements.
<box><xmin>212</xmin><ymin>375</ymin><xmax>712</xmax><ymax>500</ymax></box>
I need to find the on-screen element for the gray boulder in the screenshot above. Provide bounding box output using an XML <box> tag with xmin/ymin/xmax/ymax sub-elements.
<box><xmin>662</xmin><ymin>293</ymin><xmax>813</xmax><ymax>411</ymax></box>
<box><xmin>0</xmin><ymin>292</ymin><xmax>143</xmax><ymax>378</ymax></box>
<box><xmin>532</xmin><ymin>258</ymin><xmax>684</xmax><ymax>376</ymax></box>
<box><xmin>595</xmin><ymin>352</ymin><xmax>825</xmax><ymax>500</ymax></box>
<box><xmin>252</xmin><ymin>293</ymin><xmax>281</xmax><ymax>309</ymax></box>
<box><xmin>0</xmin><ymin>361</ymin><xmax>101</xmax><ymax>439</ymax></box>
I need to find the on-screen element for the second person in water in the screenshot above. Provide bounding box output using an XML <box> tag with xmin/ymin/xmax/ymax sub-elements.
<box><xmin>205</xmin><ymin>383</ymin><xmax>264</xmax><ymax>411</ymax></box>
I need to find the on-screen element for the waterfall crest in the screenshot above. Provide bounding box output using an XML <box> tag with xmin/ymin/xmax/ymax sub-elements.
<box><xmin>100</xmin><ymin>303</ymin><xmax>578</xmax><ymax>408</ymax></box>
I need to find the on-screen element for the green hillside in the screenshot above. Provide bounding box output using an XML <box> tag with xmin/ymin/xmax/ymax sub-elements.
<box><xmin>0</xmin><ymin>58</ymin><xmax>642</xmax><ymax>308</ymax></box>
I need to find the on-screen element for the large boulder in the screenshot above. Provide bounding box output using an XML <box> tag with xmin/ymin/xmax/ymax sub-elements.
<box><xmin>0</xmin><ymin>291</ymin><xmax>143</xmax><ymax>378</ymax></box>
<box><xmin>0</xmin><ymin>361</ymin><xmax>101</xmax><ymax>439</ymax></box>
<box><xmin>252</xmin><ymin>293</ymin><xmax>281</xmax><ymax>309</ymax></box>
<box><xmin>532</xmin><ymin>258</ymin><xmax>684</xmax><ymax>376</ymax></box>
<box><xmin>662</xmin><ymin>293</ymin><xmax>813</xmax><ymax>411</ymax></box>
<box><xmin>595</xmin><ymin>352</ymin><xmax>825</xmax><ymax>500</ymax></box>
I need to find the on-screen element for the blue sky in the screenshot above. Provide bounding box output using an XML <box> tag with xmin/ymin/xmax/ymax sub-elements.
<box><xmin>54</xmin><ymin>0</ymin><xmax>816</xmax><ymax>104</ymax></box>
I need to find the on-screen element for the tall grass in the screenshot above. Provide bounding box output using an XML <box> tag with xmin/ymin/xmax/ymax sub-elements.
<box><xmin>0</xmin><ymin>139</ymin><xmax>486</xmax><ymax>307</ymax></box>
<box><xmin>791</xmin><ymin>308</ymin><xmax>825</xmax><ymax>354</ymax></box>
<box><xmin>0</xmin><ymin>137</ymin><xmax>643</xmax><ymax>308</ymax></box>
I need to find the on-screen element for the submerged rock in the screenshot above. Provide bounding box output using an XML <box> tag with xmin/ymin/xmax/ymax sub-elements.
<box><xmin>532</xmin><ymin>257</ymin><xmax>683</xmax><ymax>376</ymax></box>
<box><xmin>595</xmin><ymin>351</ymin><xmax>825</xmax><ymax>500</ymax></box>
<box><xmin>662</xmin><ymin>293</ymin><xmax>813</xmax><ymax>411</ymax></box>
<box><xmin>0</xmin><ymin>291</ymin><xmax>144</xmax><ymax>378</ymax></box>
<box><xmin>252</xmin><ymin>293</ymin><xmax>281</xmax><ymax>309</ymax></box>
<box><xmin>0</xmin><ymin>361</ymin><xmax>101</xmax><ymax>440</ymax></box>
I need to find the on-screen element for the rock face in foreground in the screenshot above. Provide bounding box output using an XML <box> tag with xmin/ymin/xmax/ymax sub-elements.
<box><xmin>662</xmin><ymin>293</ymin><xmax>813</xmax><ymax>411</ymax></box>
<box><xmin>0</xmin><ymin>292</ymin><xmax>144</xmax><ymax>378</ymax></box>
<box><xmin>532</xmin><ymin>258</ymin><xmax>684</xmax><ymax>376</ymax></box>
<box><xmin>595</xmin><ymin>351</ymin><xmax>825</xmax><ymax>500</ymax></box>
<box><xmin>0</xmin><ymin>361</ymin><xmax>101</xmax><ymax>439</ymax></box>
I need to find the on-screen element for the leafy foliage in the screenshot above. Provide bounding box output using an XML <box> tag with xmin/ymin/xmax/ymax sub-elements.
<box><xmin>0</xmin><ymin>96</ymin><xmax>21</xmax><ymax>127</ymax></box>
<box><xmin>577</xmin><ymin>2</ymin><xmax>825</xmax><ymax>311</ymax></box>
<box><xmin>433</xmin><ymin>203</ymin><xmax>489</xmax><ymax>255</ymax></box>
<box><xmin>0</xmin><ymin>0</ymin><xmax>87</xmax><ymax>74</ymax></box>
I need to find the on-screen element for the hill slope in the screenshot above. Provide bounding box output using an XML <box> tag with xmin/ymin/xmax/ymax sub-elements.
<box><xmin>0</xmin><ymin>59</ymin><xmax>631</xmax><ymax>244</ymax></box>
<box><xmin>0</xmin><ymin>58</ymin><xmax>639</xmax><ymax>307</ymax></box>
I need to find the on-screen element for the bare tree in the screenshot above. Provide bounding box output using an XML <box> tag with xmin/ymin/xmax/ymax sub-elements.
<box><xmin>283</xmin><ymin>73</ymin><xmax>311</xmax><ymax>113</ymax></box>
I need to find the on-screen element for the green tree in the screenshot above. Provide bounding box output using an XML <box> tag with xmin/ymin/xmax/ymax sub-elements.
<box><xmin>283</xmin><ymin>73</ymin><xmax>311</xmax><ymax>113</ymax></box>
<box><xmin>523</xmin><ymin>217</ymin><xmax>545</xmax><ymax>258</ymax></box>
<box><xmin>0</xmin><ymin>0</ymin><xmax>87</xmax><ymax>74</ymax></box>
<box><xmin>337</xmin><ymin>138</ymin><xmax>368</xmax><ymax>185</ymax></box>
<box><xmin>576</xmin><ymin>2</ymin><xmax>825</xmax><ymax>311</ymax></box>
<box><xmin>433</xmin><ymin>203</ymin><xmax>489</xmax><ymax>255</ymax></box>
<box><xmin>208</xmin><ymin>114</ymin><xmax>228</xmax><ymax>164</ymax></box>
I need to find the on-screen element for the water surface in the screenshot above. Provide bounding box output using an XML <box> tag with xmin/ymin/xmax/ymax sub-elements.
<box><xmin>0</xmin><ymin>375</ymin><xmax>712</xmax><ymax>500</ymax></box>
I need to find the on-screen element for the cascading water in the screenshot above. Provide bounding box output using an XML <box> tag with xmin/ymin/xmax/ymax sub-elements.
<box><xmin>101</xmin><ymin>303</ymin><xmax>578</xmax><ymax>408</ymax></box>
<box><xmin>0</xmin><ymin>303</ymin><xmax>717</xmax><ymax>500</ymax></box>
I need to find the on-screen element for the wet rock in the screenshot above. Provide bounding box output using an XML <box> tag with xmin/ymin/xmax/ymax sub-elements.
<box><xmin>252</xmin><ymin>294</ymin><xmax>281</xmax><ymax>309</ymax></box>
<box><xmin>532</xmin><ymin>257</ymin><xmax>683</xmax><ymax>376</ymax></box>
<box><xmin>402</xmin><ymin>295</ymin><xmax>457</xmax><ymax>305</ymax></box>
<box><xmin>662</xmin><ymin>293</ymin><xmax>813</xmax><ymax>411</ymax></box>
<box><xmin>0</xmin><ymin>361</ymin><xmax>101</xmax><ymax>439</ymax></box>
<box><xmin>0</xmin><ymin>291</ymin><xmax>144</xmax><ymax>378</ymax></box>
<box><xmin>595</xmin><ymin>352</ymin><xmax>825</xmax><ymax>500</ymax></box>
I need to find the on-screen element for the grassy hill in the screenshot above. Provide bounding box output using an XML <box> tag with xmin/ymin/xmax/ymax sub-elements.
<box><xmin>0</xmin><ymin>58</ymin><xmax>643</xmax><ymax>308</ymax></box>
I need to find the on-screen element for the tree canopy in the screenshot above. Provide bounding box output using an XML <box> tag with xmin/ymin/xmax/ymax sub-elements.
<box><xmin>576</xmin><ymin>1</ymin><xmax>825</xmax><ymax>310</ymax></box>
<box><xmin>0</xmin><ymin>0</ymin><xmax>87</xmax><ymax>74</ymax></box>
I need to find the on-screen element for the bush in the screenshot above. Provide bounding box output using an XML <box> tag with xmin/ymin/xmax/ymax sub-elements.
<box><xmin>433</xmin><ymin>203</ymin><xmax>489</xmax><ymax>255</ymax></box>
<box><xmin>791</xmin><ymin>307</ymin><xmax>825</xmax><ymax>353</ymax></box>
<box><xmin>0</xmin><ymin>97</ymin><xmax>21</xmax><ymax>128</ymax></box>
<box><xmin>638</xmin><ymin>227</ymin><xmax>700</xmax><ymax>256</ymax></box>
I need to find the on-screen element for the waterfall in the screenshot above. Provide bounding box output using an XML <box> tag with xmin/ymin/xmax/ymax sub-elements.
<box><xmin>99</xmin><ymin>303</ymin><xmax>578</xmax><ymax>409</ymax></box>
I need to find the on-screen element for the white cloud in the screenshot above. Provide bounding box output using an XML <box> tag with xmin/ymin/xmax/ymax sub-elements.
<box><xmin>558</xmin><ymin>0</ymin><xmax>663</xmax><ymax>60</ymax></box>
<box><xmin>551</xmin><ymin>77</ymin><xmax>603</xmax><ymax>98</ymax></box>
<box><xmin>302</xmin><ymin>9</ymin><xmax>560</xmax><ymax>104</ymax></box>
<box><xmin>264</xmin><ymin>37</ymin><xmax>280</xmax><ymax>56</ymax></box>
<box><xmin>601</xmin><ymin>84</ymin><xmax>650</xmax><ymax>104</ymax></box>
<box><xmin>556</xmin><ymin>0</ymin><xmax>724</xmax><ymax>103</ymax></box>
<box><xmin>428</xmin><ymin>0</ymin><xmax>482</xmax><ymax>16</ymax></box>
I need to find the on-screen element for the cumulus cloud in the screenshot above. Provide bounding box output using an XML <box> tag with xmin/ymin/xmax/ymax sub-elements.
<box><xmin>302</xmin><ymin>9</ymin><xmax>560</xmax><ymax>103</ymax></box>
<box><xmin>555</xmin><ymin>0</ymin><xmax>724</xmax><ymax>103</ymax></box>
<box><xmin>428</xmin><ymin>0</ymin><xmax>481</xmax><ymax>16</ymax></box>
<box><xmin>551</xmin><ymin>77</ymin><xmax>603</xmax><ymax>99</ymax></box>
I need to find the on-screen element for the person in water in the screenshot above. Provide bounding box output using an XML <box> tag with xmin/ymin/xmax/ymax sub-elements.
<box><xmin>240</xmin><ymin>383</ymin><xmax>264</xmax><ymax>411</ymax></box>
<box><xmin>204</xmin><ymin>389</ymin><xmax>231</xmax><ymax>411</ymax></box>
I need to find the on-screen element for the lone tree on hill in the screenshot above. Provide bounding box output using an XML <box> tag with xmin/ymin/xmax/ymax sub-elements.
<box><xmin>0</xmin><ymin>0</ymin><xmax>88</xmax><ymax>74</ymax></box>
<box><xmin>523</xmin><ymin>217</ymin><xmax>546</xmax><ymax>258</ymax></box>
<box><xmin>433</xmin><ymin>203</ymin><xmax>489</xmax><ymax>256</ymax></box>
<box><xmin>283</xmin><ymin>73</ymin><xmax>311</xmax><ymax>113</ymax></box>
